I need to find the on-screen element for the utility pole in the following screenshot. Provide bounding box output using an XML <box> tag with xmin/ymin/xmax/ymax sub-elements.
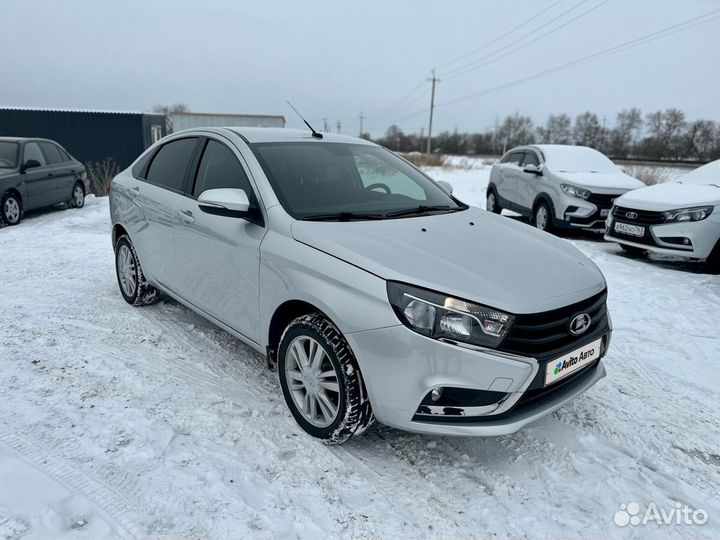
<box><xmin>336</xmin><ymin>119</ymin><xmax>342</xmax><ymax>133</ymax></box>
<box><xmin>358</xmin><ymin>112</ymin><xmax>365</xmax><ymax>138</ymax></box>
<box><xmin>322</xmin><ymin>118</ymin><xmax>328</xmax><ymax>132</ymax></box>
<box><xmin>426</xmin><ymin>69</ymin><xmax>439</xmax><ymax>155</ymax></box>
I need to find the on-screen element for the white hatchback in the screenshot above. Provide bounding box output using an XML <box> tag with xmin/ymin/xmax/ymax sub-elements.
<box><xmin>605</xmin><ymin>159</ymin><xmax>720</xmax><ymax>272</ymax></box>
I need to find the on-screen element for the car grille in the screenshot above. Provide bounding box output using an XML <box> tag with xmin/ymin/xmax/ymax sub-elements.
<box><xmin>612</xmin><ymin>206</ymin><xmax>665</xmax><ymax>225</ymax></box>
<box><xmin>587</xmin><ymin>193</ymin><xmax>619</xmax><ymax>209</ymax></box>
<box><xmin>500</xmin><ymin>290</ymin><xmax>608</xmax><ymax>360</ymax></box>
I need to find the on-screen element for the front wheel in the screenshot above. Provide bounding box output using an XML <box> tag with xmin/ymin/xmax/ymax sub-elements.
<box><xmin>534</xmin><ymin>201</ymin><xmax>553</xmax><ymax>232</ymax></box>
<box><xmin>706</xmin><ymin>240</ymin><xmax>720</xmax><ymax>274</ymax></box>
<box><xmin>1</xmin><ymin>192</ymin><xmax>22</xmax><ymax>226</ymax></box>
<box><xmin>278</xmin><ymin>313</ymin><xmax>374</xmax><ymax>444</ymax></box>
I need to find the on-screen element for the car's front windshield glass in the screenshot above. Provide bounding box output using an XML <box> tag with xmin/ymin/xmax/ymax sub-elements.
<box><xmin>543</xmin><ymin>146</ymin><xmax>618</xmax><ymax>174</ymax></box>
<box><xmin>0</xmin><ymin>142</ymin><xmax>19</xmax><ymax>169</ymax></box>
<box><xmin>251</xmin><ymin>142</ymin><xmax>466</xmax><ymax>220</ymax></box>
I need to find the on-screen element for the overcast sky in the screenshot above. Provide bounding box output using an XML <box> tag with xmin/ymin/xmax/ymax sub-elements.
<box><xmin>2</xmin><ymin>0</ymin><xmax>719</xmax><ymax>137</ymax></box>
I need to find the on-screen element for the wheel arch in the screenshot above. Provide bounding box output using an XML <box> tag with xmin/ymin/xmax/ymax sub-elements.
<box><xmin>266</xmin><ymin>300</ymin><xmax>331</xmax><ymax>370</ymax></box>
<box><xmin>532</xmin><ymin>193</ymin><xmax>558</xmax><ymax>224</ymax></box>
<box><xmin>112</xmin><ymin>224</ymin><xmax>129</xmax><ymax>250</ymax></box>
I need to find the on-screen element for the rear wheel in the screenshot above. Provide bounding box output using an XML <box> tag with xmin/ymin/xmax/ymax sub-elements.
<box><xmin>620</xmin><ymin>244</ymin><xmax>648</xmax><ymax>256</ymax></box>
<box><xmin>1</xmin><ymin>192</ymin><xmax>22</xmax><ymax>226</ymax></box>
<box><xmin>486</xmin><ymin>189</ymin><xmax>501</xmax><ymax>214</ymax></box>
<box><xmin>278</xmin><ymin>313</ymin><xmax>374</xmax><ymax>444</ymax></box>
<box><xmin>534</xmin><ymin>201</ymin><xmax>553</xmax><ymax>232</ymax></box>
<box><xmin>114</xmin><ymin>235</ymin><xmax>159</xmax><ymax>306</ymax></box>
<box><xmin>707</xmin><ymin>240</ymin><xmax>720</xmax><ymax>274</ymax></box>
<box><xmin>70</xmin><ymin>182</ymin><xmax>85</xmax><ymax>208</ymax></box>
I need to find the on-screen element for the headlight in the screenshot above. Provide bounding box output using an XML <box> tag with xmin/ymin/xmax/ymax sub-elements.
<box><xmin>387</xmin><ymin>282</ymin><xmax>515</xmax><ymax>348</ymax></box>
<box><xmin>663</xmin><ymin>206</ymin><xmax>713</xmax><ymax>223</ymax></box>
<box><xmin>561</xmin><ymin>184</ymin><xmax>591</xmax><ymax>200</ymax></box>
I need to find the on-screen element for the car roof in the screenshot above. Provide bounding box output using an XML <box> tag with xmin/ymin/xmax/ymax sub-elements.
<box><xmin>171</xmin><ymin>127</ymin><xmax>377</xmax><ymax>146</ymax></box>
<box><xmin>0</xmin><ymin>136</ymin><xmax>58</xmax><ymax>144</ymax></box>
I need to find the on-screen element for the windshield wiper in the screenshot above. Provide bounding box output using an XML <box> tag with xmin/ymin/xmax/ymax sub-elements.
<box><xmin>384</xmin><ymin>205</ymin><xmax>455</xmax><ymax>218</ymax></box>
<box><xmin>302</xmin><ymin>211</ymin><xmax>385</xmax><ymax>222</ymax></box>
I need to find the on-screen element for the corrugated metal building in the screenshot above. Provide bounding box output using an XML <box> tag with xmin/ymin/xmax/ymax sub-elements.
<box><xmin>0</xmin><ymin>107</ymin><xmax>166</xmax><ymax>169</ymax></box>
<box><xmin>169</xmin><ymin>112</ymin><xmax>285</xmax><ymax>132</ymax></box>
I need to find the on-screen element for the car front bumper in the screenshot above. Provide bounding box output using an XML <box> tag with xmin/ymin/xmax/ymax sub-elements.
<box><xmin>346</xmin><ymin>324</ymin><xmax>608</xmax><ymax>436</ymax></box>
<box><xmin>604</xmin><ymin>211</ymin><xmax>720</xmax><ymax>259</ymax></box>
<box><xmin>555</xmin><ymin>192</ymin><xmax>623</xmax><ymax>231</ymax></box>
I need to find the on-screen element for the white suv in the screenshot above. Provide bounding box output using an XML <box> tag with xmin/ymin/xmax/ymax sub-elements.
<box><xmin>487</xmin><ymin>144</ymin><xmax>644</xmax><ymax>232</ymax></box>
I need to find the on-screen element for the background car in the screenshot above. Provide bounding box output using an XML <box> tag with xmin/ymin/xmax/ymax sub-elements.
<box><xmin>0</xmin><ymin>137</ymin><xmax>88</xmax><ymax>226</ymax></box>
<box><xmin>605</xmin><ymin>159</ymin><xmax>720</xmax><ymax>272</ymax></box>
<box><xmin>487</xmin><ymin>144</ymin><xmax>644</xmax><ymax>233</ymax></box>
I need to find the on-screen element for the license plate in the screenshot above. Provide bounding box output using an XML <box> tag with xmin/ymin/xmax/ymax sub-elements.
<box><xmin>614</xmin><ymin>221</ymin><xmax>644</xmax><ymax>237</ymax></box>
<box><xmin>545</xmin><ymin>338</ymin><xmax>601</xmax><ymax>386</ymax></box>
<box><xmin>600</xmin><ymin>209</ymin><xmax>610</xmax><ymax>217</ymax></box>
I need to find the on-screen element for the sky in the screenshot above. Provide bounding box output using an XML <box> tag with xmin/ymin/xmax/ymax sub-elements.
<box><xmin>2</xmin><ymin>0</ymin><xmax>719</xmax><ymax>138</ymax></box>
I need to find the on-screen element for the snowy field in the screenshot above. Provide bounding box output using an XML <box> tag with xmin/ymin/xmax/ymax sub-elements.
<box><xmin>1</xmin><ymin>159</ymin><xmax>719</xmax><ymax>539</ymax></box>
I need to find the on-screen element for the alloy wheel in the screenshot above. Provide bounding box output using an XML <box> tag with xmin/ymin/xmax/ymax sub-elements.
<box><xmin>73</xmin><ymin>185</ymin><xmax>84</xmax><ymax>207</ymax></box>
<box><xmin>284</xmin><ymin>335</ymin><xmax>340</xmax><ymax>428</ymax></box>
<box><xmin>535</xmin><ymin>205</ymin><xmax>548</xmax><ymax>230</ymax></box>
<box><xmin>117</xmin><ymin>244</ymin><xmax>137</xmax><ymax>298</ymax></box>
<box><xmin>4</xmin><ymin>198</ymin><xmax>20</xmax><ymax>224</ymax></box>
<box><xmin>487</xmin><ymin>192</ymin><xmax>496</xmax><ymax>212</ymax></box>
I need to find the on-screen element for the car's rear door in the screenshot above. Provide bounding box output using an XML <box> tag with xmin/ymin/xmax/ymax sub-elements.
<box><xmin>172</xmin><ymin>136</ymin><xmax>265</xmax><ymax>344</ymax></box>
<box><xmin>38</xmin><ymin>141</ymin><xmax>75</xmax><ymax>203</ymax></box>
<box><xmin>20</xmin><ymin>142</ymin><xmax>54</xmax><ymax>210</ymax></box>
<box><xmin>129</xmin><ymin>137</ymin><xmax>199</xmax><ymax>288</ymax></box>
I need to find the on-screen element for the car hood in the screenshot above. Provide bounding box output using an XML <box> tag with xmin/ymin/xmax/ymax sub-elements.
<box><xmin>614</xmin><ymin>182</ymin><xmax>720</xmax><ymax>211</ymax></box>
<box><xmin>291</xmin><ymin>207</ymin><xmax>605</xmax><ymax>314</ymax></box>
<box><xmin>554</xmin><ymin>171</ymin><xmax>645</xmax><ymax>191</ymax></box>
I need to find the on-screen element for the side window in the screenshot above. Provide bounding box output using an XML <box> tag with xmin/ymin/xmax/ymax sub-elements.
<box><xmin>354</xmin><ymin>153</ymin><xmax>425</xmax><ymax>200</ymax></box>
<box><xmin>508</xmin><ymin>152</ymin><xmax>524</xmax><ymax>165</ymax></box>
<box><xmin>193</xmin><ymin>140</ymin><xmax>253</xmax><ymax>197</ymax></box>
<box><xmin>145</xmin><ymin>138</ymin><xmax>198</xmax><ymax>191</ymax></box>
<box><xmin>499</xmin><ymin>153</ymin><xmax>511</xmax><ymax>163</ymax></box>
<box><xmin>39</xmin><ymin>142</ymin><xmax>64</xmax><ymax>165</ymax></box>
<box><xmin>522</xmin><ymin>152</ymin><xmax>540</xmax><ymax>167</ymax></box>
<box><xmin>22</xmin><ymin>142</ymin><xmax>47</xmax><ymax>167</ymax></box>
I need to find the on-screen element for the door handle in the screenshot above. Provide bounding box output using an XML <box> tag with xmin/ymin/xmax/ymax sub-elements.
<box><xmin>48</xmin><ymin>172</ymin><xmax>54</xmax><ymax>177</ymax></box>
<box><xmin>179</xmin><ymin>209</ymin><xmax>195</xmax><ymax>223</ymax></box>
<box><xmin>129</xmin><ymin>186</ymin><xmax>140</xmax><ymax>198</ymax></box>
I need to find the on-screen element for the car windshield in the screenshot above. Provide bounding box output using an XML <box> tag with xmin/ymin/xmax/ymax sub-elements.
<box><xmin>541</xmin><ymin>146</ymin><xmax>619</xmax><ymax>174</ymax></box>
<box><xmin>0</xmin><ymin>142</ymin><xmax>19</xmax><ymax>168</ymax></box>
<box><xmin>677</xmin><ymin>159</ymin><xmax>720</xmax><ymax>186</ymax></box>
<box><xmin>251</xmin><ymin>142</ymin><xmax>466</xmax><ymax>220</ymax></box>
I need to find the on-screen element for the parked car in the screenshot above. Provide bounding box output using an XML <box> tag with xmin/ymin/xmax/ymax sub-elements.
<box><xmin>110</xmin><ymin>128</ymin><xmax>611</xmax><ymax>443</ymax></box>
<box><xmin>487</xmin><ymin>144</ymin><xmax>644</xmax><ymax>233</ymax></box>
<box><xmin>605</xmin><ymin>159</ymin><xmax>720</xmax><ymax>272</ymax></box>
<box><xmin>0</xmin><ymin>137</ymin><xmax>88</xmax><ymax>225</ymax></box>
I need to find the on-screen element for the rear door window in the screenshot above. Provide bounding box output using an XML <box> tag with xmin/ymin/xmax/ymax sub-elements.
<box><xmin>23</xmin><ymin>142</ymin><xmax>47</xmax><ymax>167</ymax></box>
<box><xmin>39</xmin><ymin>142</ymin><xmax>65</xmax><ymax>165</ymax></box>
<box><xmin>145</xmin><ymin>138</ymin><xmax>198</xmax><ymax>191</ymax></box>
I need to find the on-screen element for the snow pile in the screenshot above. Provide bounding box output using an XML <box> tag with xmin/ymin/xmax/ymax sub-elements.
<box><xmin>0</xmin><ymin>173</ymin><xmax>718</xmax><ymax>539</ymax></box>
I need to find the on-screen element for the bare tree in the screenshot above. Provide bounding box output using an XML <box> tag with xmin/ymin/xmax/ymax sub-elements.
<box><xmin>152</xmin><ymin>103</ymin><xmax>190</xmax><ymax>133</ymax></box>
<box><xmin>644</xmin><ymin>108</ymin><xmax>686</xmax><ymax>158</ymax></box>
<box><xmin>573</xmin><ymin>112</ymin><xmax>603</xmax><ymax>148</ymax></box>
<box><xmin>497</xmin><ymin>114</ymin><xmax>535</xmax><ymax>150</ymax></box>
<box><xmin>537</xmin><ymin>114</ymin><xmax>572</xmax><ymax>144</ymax></box>
<box><xmin>609</xmin><ymin>108</ymin><xmax>642</xmax><ymax>157</ymax></box>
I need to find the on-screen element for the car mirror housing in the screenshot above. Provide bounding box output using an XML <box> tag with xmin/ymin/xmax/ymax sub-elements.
<box><xmin>437</xmin><ymin>180</ymin><xmax>454</xmax><ymax>194</ymax></box>
<box><xmin>523</xmin><ymin>163</ymin><xmax>543</xmax><ymax>176</ymax></box>
<box><xmin>21</xmin><ymin>159</ymin><xmax>42</xmax><ymax>172</ymax></box>
<box><xmin>198</xmin><ymin>188</ymin><xmax>251</xmax><ymax>217</ymax></box>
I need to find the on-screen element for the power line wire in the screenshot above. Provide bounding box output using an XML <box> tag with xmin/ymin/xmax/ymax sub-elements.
<box><xmin>442</xmin><ymin>0</ymin><xmax>610</xmax><ymax>81</ymax></box>
<box><xmin>433</xmin><ymin>0</ymin><xmax>565</xmax><ymax>71</ymax></box>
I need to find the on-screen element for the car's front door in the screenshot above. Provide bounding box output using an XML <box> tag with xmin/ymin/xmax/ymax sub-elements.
<box><xmin>516</xmin><ymin>151</ymin><xmax>542</xmax><ymax>210</ymax></box>
<box><xmin>496</xmin><ymin>151</ymin><xmax>524</xmax><ymax>206</ymax></box>
<box><xmin>173</xmin><ymin>137</ymin><xmax>265</xmax><ymax>344</ymax></box>
<box><xmin>20</xmin><ymin>142</ymin><xmax>54</xmax><ymax>209</ymax></box>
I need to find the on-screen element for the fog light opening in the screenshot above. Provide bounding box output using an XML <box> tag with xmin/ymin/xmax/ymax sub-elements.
<box><xmin>431</xmin><ymin>387</ymin><xmax>443</xmax><ymax>402</ymax></box>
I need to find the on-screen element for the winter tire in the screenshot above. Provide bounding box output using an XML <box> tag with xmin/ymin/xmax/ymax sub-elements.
<box><xmin>620</xmin><ymin>244</ymin><xmax>648</xmax><ymax>256</ymax></box>
<box><xmin>534</xmin><ymin>201</ymin><xmax>553</xmax><ymax>232</ymax></box>
<box><xmin>486</xmin><ymin>189</ymin><xmax>501</xmax><ymax>214</ymax></box>
<box><xmin>70</xmin><ymin>182</ymin><xmax>85</xmax><ymax>208</ymax></box>
<box><xmin>1</xmin><ymin>192</ymin><xmax>22</xmax><ymax>226</ymax></box>
<box><xmin>707</xmin><ymin>240</ymin><xmax>720</xmax><ymax>274</ymax></box>
<box><xmin>278</xmin><ymin>313</ymin><xmax>374</xmax><ymax>444</ymax></box>
<box><xmin>114</xmin><ymin>235</ymin><xmax>159</xmax><ymax>306</ymax></box>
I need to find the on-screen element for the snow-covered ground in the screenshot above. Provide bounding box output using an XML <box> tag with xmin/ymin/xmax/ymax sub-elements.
<box><xmin>1</xmin><ymin>160</ymin><xmax>718</xmax><ymax>539</ymax></box>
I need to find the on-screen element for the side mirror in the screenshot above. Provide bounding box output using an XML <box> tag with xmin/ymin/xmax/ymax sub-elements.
<box><xmin>198</xmin><ymin>188</ymin><xmax>250</xmax><ymax>217</ymax></box>
<box><xmin>437</xmin><ymin>180</ymin><xmax>454</xmax><ymax>194</ymax></box>
<box><xmin>523</xmin><ymin>163</ymin><xmax>543</xmax><ymax>176</ymax></box>
<box><xmin>21</xmin><ymin>159</ymin><xmax>42</xmax><ymax>173</ymax></box>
